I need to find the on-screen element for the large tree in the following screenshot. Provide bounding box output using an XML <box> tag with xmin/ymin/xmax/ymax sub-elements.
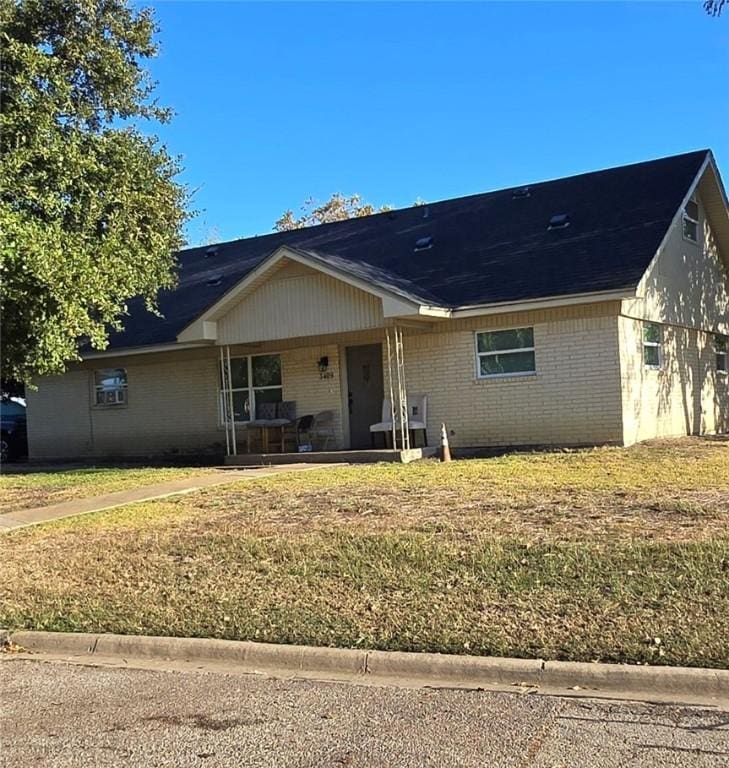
<box><xmin>704</xmin><ymin>1</ymin><xmax>726</xmax><ymax>15</ymax></box>
<box><xmin>0</xmin><ymin>0</ymin><xmax>188</xmax><ymax>382</ymax></box>
<box><xmin>274</xmin><ymin>193</ymin><xmax>392</xmax><ymax>232</ymax></box>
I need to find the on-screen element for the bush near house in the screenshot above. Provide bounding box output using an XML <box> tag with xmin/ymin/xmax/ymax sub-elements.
<box><xmin>1</xmin><ymin>438</ymin><xmax>727</xmax><ymax>668</ymax></box>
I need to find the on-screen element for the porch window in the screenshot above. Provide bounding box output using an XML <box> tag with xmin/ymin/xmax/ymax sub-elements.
<box><xmin>94</xmin><ymin>368</ymin><xmax>127</xmax><ymax>406</ymax></box>
<box><xmin>716</xmin><ymin>334</ymin><xmax>728</xmax><ymax>374</ymax></box>
<box><xmin>220</xmin><ymin>354</ymin><xmax>282</xmax><ymax>422</ymax></box>
<box><xmin>643</xmin><ymin>323</ymin><xmax>662</xmax><ymax>369</ymax></box>
<box><xmin>475</xmin><ymin>327</ymin><xmax>535</xmax><ymax>378</ymax></box>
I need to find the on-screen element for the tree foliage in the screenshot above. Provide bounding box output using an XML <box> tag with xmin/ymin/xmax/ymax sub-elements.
<box><xmin>274</xmin><ymin>193</ymin><xmax>392</xmax><ymax>232</ymax></box>
<box><xmin>704</xmin><ymin>0</ymin><xmax>726</xmax><ymax>16</ymax></box>
<box><xmin>0</xmin><ymin>0</ymin><xmax>189</xmax><ymax>382</ymax></box>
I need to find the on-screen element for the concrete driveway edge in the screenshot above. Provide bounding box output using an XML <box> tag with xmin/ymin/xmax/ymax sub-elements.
<box><xmin>6</xmin><ymin>630</ymin><xmax>728</xmax><ymax>701</ymax></box>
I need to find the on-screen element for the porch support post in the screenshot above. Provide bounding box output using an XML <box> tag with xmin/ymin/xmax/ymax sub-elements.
<box><xmin>385</xmin><ymin>329</ymin><xmax>397</xmax><ymax>449</ymax></box>
<box><xmin>385</xmin><ymin>325</ymin><xmax>410</xmax><ymax>451</ymax></box>
<box><xmin>394</xmin><ymin>326</ymin><xmax>410</xmax><ymax>450</ymax></box>
<box><xmin>225</xmin><ymin>345</ymin><xmax>238</xmax><ymax>456</ymax></box>
<box><xmin>219</xmin><ymin>347</ymin><xmax>231</xmax><ymax>457</ymax></box>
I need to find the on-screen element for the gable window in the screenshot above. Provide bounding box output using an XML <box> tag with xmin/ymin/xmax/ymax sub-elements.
<box><xmin>94</xmin><ymin>368</ymin><xmax>127</xmax><ymax>406</ymax></box>
<box><xmin>476</xmin><ymin>327</ymin><xmax>535</xmax><ymax>378</ymax></box>
<box><xmin>220</xmin><ymin>354</ymin><xmax>282</xmax><ymax>422</ymax></box>
<box><xmin>682</xmin><ymin>199</ymin><xmax>699</xmax><ymax>243</ymax></box>
<box><xmin>716</xmin><ymin>335</ymin><xmax>728</xmax><ymax>374</ymax></box>
<box><xmin>643</xmin><ymin>323</ymin><xmax>662</xmax><ymax>369</ymax></box>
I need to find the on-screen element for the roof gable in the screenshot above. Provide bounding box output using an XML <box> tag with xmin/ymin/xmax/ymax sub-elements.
<box><xmin>177</xmin><ymin>247</ymin><xmax>431</xmax><ymax>344</ymax></box>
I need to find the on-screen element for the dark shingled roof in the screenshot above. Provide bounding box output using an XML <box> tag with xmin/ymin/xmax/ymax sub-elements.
<box><xmin>107</xmin><ymin>149</ymin><xmax>709</xmax><ymax>351</ymax></box>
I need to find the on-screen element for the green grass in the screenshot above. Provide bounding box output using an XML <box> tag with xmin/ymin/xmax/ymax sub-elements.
<box><xmin>1</xmin><ymin>438</ymin><xmax>727</xmax><ymax>667</ymax></box>
<box><xmin>0</xmin><ymin>466</ymin><xmax>215</xmax><ymax>514</ymax></box>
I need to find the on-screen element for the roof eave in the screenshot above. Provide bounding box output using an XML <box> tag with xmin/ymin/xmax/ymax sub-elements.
<box><xmin>80</xmin><ymin>340</ymin><xmax>214</xmax><ymax>361</ymax></box>
<box><xmin>448</xmin><ymin>287</ymin><xmax>636</xmax><ymax>319</ymax></box>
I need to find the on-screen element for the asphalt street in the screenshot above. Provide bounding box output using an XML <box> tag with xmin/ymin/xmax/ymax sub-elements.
<box><xmin>1</xmin><ymin>659</ymin><xmax>728</xmax><ymax>767</ymax></box>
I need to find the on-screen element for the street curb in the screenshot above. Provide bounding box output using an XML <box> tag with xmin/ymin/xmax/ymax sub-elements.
<box><xmin>7</xmin><ymin>630</ymin><xmax>729</xmax><ymax>702</ymax></box>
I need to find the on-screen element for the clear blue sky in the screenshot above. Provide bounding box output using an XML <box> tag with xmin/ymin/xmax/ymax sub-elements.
<box><xmin>143</xmin><ymin>1</ymin><xmax>729</xmax><ymax>246</ymax></box>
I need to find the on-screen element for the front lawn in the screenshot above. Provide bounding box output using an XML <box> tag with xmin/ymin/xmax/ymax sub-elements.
<box><xmin>0</xmin><ymin>466</ymin><xmax>215</xmax><ymax>514</ymax></box>
<box><xmin>1</xmin><ymin>438</ymin><xmax>727</xmax><ymax>668</ymax></box>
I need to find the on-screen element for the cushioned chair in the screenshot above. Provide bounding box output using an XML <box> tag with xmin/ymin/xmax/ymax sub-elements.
<box><xmin>246</xmin><ymin>401</ymin><xmax>296</xmax><ymax>453</ymax></box>
<box><xmin>370</xmin><ymin>395</ymin><xmax>427</xmax><ymax>448</ymax></box>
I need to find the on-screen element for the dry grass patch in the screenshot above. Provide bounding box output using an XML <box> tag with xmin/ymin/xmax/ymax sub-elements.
<box><xmin>0</xmin><ymin>466</ymin><xmax>215</xmax><ymax>514</ymax></box>
<box><xmin>1</xmin><ymin>438</ymin><xmax>727</xmax><ymax>668</ymax></box>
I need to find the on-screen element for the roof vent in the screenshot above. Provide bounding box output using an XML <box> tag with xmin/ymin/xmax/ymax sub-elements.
<box><xmin>414</xmin><ymin>236</ymin><xmax>433</xmax><ymax>251</ymax></box>
<box><xmin>206</xmin><ymin>275</ymin><xmax>223</xmax><ymax>287</ymax></box>
<box><xmin>548</xmin><ymin>213</ymin><xmax>570</xmax><ymax>230</ymax></box>
<box><xmin>512</xmin><ymin>187</ymin><xmax>530</xmax><ymax>199</ymax></box>
<box><xmin>205</xmin><ymin>246</ymin><xmax>219</xmax><ymax>258</ymax></box>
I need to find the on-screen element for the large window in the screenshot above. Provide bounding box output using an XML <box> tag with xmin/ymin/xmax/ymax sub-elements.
<box><xmin>643</xmin><ymin>323</ymin><xmax>662</xmax><ymax>369</ymax></box>
<box><xmin>94</xmin><ymin>368</ymin><xmax>127</xmax><ymax>406</ymax></box>
<box><xmin>682</xmin><ymin>199</ymin><xmax>699</xmax><ymax>243</ymax></box>
<box><xmin>716</xmin><ymin>334</ymin><xmax>728</xmax><ymax>374</ymax></box>
<box><xmin>475</xmin><ymin>327</ymin><xmax>535</xmax><ymax>378</ymax></box>
<box><xmin>220</xmin><ymin>354</ymin><xmax>282</xmax><ymax>422</ymax></box>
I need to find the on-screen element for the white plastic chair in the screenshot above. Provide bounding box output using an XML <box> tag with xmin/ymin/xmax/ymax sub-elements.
<box><xmin>369</xmin><ymin>395</ymin><xmax>428</xmax><ymax>448</ymax></box>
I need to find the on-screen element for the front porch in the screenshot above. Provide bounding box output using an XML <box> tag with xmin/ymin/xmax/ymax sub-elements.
<box><xmin>216</xmin><ymin>323</ymin><xmax>434</xmax><ymax>462</ymax></box>
<box><xmin>180</xmin><ymin>246</ymin><xmax>443</xmax><ymax>463</ymax></box>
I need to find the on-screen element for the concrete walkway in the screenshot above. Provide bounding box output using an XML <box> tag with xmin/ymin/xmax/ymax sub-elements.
<box><xmin>0</xmin><ymin>464</ymin><xmax>342</xmax><ymax>532</ymax></box>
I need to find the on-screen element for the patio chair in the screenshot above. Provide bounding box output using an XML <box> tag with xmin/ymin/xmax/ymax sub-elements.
<box><xmin>297</xmin><ymin>410</ymin><xmax>336</xmax><ymax>451</ymax></box>
<box><xmin>370</xmin><ymin>395</ymin><xmax>427</xmax><ymax>449</ymax></box>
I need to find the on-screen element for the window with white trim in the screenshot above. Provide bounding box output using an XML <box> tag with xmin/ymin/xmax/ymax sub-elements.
<box><xmin>715</xmin><ymin>334</ymin><xmax>728</xmax><ymax>374</ymax></box>
<box><xmin>219</xmin><ymin>354</ymin><xmax>282</xmax><ymax>422</ymax></box>
<box><xmin>682</xmin><ymin>199</ymin><xmax>699</xmax><ymax>243</ymax></box>
<box><xmin>476</xmin><ymin>327</ymin><xmax>535</xmax><ymax>378</ymax></box>
<box><xmin>643</xmin><ymin>323</ymin><xmax>662</xmax><ymax>369</ymax></box>
<box><xmin>94</xmin><ymin>368</ymin><xmax>127</xmax><ymax>406</ymax></box>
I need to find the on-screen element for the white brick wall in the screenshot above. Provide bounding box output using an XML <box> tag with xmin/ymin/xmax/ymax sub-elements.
<box><xmin>27</xmin><ymin>350</ymin><xmax>222</xmax><ymax>459</ymax></box>
<box><xmin>617</xmin><ymin>188</ymin><xmax>729</xmax><ymax>444</ymax></box>
<box><xmin>33</xmin><ymin>297</ymin><xmax>729</xmax><ymax>458</ymax></box>
<box><xmin>619</xmin><ymin>317</ymin><xmax>729</xmax><ymax>444</ymax></box>
<box><xmin>27</xmin><ymin>345</ymin><xmax>350</xmax><ymax>460</ymax></box>
<box><xmin>385</xmin><ymin>309</ymin><xmax>623</xmax><ymax>448</ymax></box>
<box><xmin>279</xmin><ymin>344</ymin><xmax>345</xmax><ymax>448</ymax></box>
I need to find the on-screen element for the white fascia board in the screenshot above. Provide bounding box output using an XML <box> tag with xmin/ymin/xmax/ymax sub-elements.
<box><xmin>381</xmin><ymin>294</ymin><xmax>425</xmax><ymax>317</ymax></box>
<box><xmin>450</xmin><ymin>288</ymin><xmax>634</xmax><ymax>319</ymax></box>
<box><xmin>178</xmin><ymin>319</ymin><xmax>218</xmax><ymax>343</ymax></box>
<box><xmin>81</xmin><ymin>341</ymin><xmax>213</xmax><ymax>361</ymax></box>
<box><xmin>418</xmin><ymin>305</ymin><xmax>452</xmax><ymax>318</ymax></box>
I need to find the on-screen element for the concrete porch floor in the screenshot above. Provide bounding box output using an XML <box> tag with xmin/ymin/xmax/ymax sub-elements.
<box><xmin>225</xmin><ymin>446</ymin><xmax>438</xmax><ymax>466</ymax></box>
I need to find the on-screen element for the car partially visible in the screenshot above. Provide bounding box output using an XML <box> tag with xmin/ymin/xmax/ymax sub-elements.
<box><xmin>1</xmin><ymin>398</ymin><xmax>28</xmax><ymax>463</ymax></box>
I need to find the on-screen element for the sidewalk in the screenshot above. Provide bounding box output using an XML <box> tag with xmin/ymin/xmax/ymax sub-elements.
<box><xmin>0</xmin><ymin>464</ymin><xmax>341</xmax><ymax>532</ymax></box>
